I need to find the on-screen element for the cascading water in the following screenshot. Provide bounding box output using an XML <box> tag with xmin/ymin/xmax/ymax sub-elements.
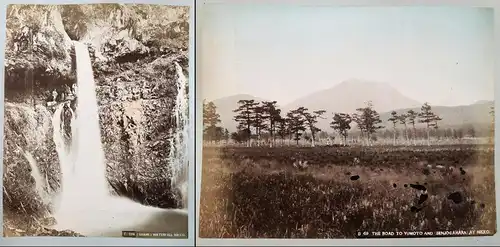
<box><xmin>51</xmin><ymin>104</ymin><xmax>72</xmax><ymax>198</ymax></box>
<box><xmin>4</xmin><ymin>103</ymin><xmax>52</xmax><ymax>205</ymax></box>
<box><xmin>72</xmin><ymin>41</ymin><xmax>108</xmax><ymax>200</ymax></box>
<box><xmin>22</xmin><ymin>151</ymin><xmax>51</xmax><ymax>205</ymax></box>
<box><xmin>169</xmin><ymin>62</ymin><xmax>189</xmax><ymax>207</ymax></box>
<box><xmin>49</xmin><ymin>41</ymin><xmax>188</xmax><ymax>237</ymax></box>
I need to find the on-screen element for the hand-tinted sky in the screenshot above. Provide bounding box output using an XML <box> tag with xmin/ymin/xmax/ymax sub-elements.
<box><xmin>199</xmin><ymin>5</ymin><xmax>494</xmax><ymax>106</ymax></box>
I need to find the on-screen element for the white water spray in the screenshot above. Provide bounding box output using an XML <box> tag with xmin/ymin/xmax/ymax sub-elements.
<box><xmin>22</xmin><ymin>151</ymin><xmax>51</xmax><ymax>205</ymax></box>
<box><xmin>51</xmin><ymin>104</ymin><xmax>72</xmax><ymax>197</ymax></box>
<box><xmin>72</xmin><ymin>41</ymin><xmax>108</xmax><ymax>200</ymax></box>
<box><xmin>49</xmin><ymin>42</ymin><xmax>187</xmax><ymax>237</ymax></box>
<box><xmin>4</xmin><ymin>103</ymin><xmax>52</xmax><ymax>205</ymax></box>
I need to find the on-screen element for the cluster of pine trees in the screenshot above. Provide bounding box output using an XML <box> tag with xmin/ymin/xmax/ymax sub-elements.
<box><xmin>203</xmin><ymin>99</ymin><xmax>494</xmax><ymax>146</ymax></box>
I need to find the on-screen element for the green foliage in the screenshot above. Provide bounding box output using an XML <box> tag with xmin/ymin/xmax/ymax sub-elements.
<box><xmin>286</xmin><ymin>108</ymin><xmax>307</xmax><ymax>144</ymax></box>
<box><xmin>203</xmin><ymin>100</ymin><xmax>229</xmax><ymax>143</ymax></box>
<box><xmin>260</xmin><ymin>101</ymin><xmax>281</xmax><ymax>141</ymax></box>
<box><xmin>388</xmin><ymin>111</ymin><xmax>399</xmax><ymax>128</ymax></box>
<box><xmin>331</xmin><ymin>113</ymin><xmax>352</xmax><ymax>143</ymax></box>
<box><xmin>419</xmin><ymin>103</ymin><xmax>437</xmax><ymax>127</ymax></box>
<box><xmin>234</xmin><ymin>100</ymin><xmax>259</xmax><ymax>135</ymax></box>
<box><xmin>353</xmin><ymin>101</ymin><xmax>384</xmax><ymax>143</ymax></box>
<box><xmin>231</xmin><ymin>129</ymin><xmax>251</xmax><ymax>144</ymax></box>
<box><xmin>300</xmin><ymin>108</ymin><xmax>326</xmax><ymax>145</ymax></box>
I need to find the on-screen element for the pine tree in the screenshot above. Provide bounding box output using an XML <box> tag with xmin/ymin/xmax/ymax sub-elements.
<box><xmin>355</xmin><ymin>101</ymin><xmax>384</xmax><ymax>145</ymax></box>
<box><xmin>286</xmin><ymin>108</ymin><xmax>306</xmax><ymax>145</ymax></box>
<box><xmin>277</xmin><ymin>116</ymin><xmax>289</xmax><ymax>145</ymax></box>
<box><xmin>298</xmin><ymin>107</ymin><xmax>326</xmax><ymax>147</ymax></box>
<box><xmin>261</xmin><ymin>101</ymin><xmax>281</xmax><ymax>146</ymax></box>
<box><xmin>252</xmin><ymin>103</ymin><xmax>266</xmax><ymax>146</ymax></box>
<box><xmin>399</xmin><ymin>113</ymin><xmax>409</xmax><ymax>144</ymax></box>
<box><xmin>406</xmin><ymin>109</ymin><xmax>418</xmax><ymax>145</ymax></box>
<box><xmin>233</xmin><ymin>99</ymin><xmax>259</xmax><ymax>146</ymax></box>
<box><xmin>331</xmin><ymin>113</ymin><xmax>352</xmax><ymax>145</ymax></box>
<box><xmin>203</xmin><ymin>100</ymin><xmax>221</xmax><ymax>143</ymax></box>
<box><xmin>418</xmin><ymin>102</ymin><xmax>441</xmax><ymax>146</ymax></box>
<box><xmin>388</xmin><ymin>111</ymin><xmax>399</xmax><ymax>145</ymax></box>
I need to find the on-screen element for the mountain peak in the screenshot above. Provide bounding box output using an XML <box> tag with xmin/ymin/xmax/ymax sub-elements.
<box><xmin>232</xmin><ymin>93</ymin><xmax>257</xmax><ymax>98</ymax></box>
<box><xmin>336</xmin><ymin>79</ymin><xmax>394</xmax><ymax>90</ymax></box>
<box><xmin>340</xmin><ymin>78</ymin><xmax>377</xmax><ymax>84</ymax></box>
<box><xmin>283</xmin><ymin>79</ymin><xmax>420</xmax><ymax>114</ymax></box>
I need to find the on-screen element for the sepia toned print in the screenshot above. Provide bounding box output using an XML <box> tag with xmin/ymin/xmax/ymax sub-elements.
<box><xmin>3</xmin><ymin>4</ymin><xmax>189</xmax><ymax>237</ymax></box>
<box><xmin>199</xmin><ymin>5</ymin><xmax>496</xmax><ymax>238</ymax></box>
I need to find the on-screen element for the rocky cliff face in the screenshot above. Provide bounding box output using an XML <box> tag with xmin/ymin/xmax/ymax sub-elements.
<box><xmin>3</xmin><ymin>4</ymin><xmax>189</xmax><ymax>232</ymax></box>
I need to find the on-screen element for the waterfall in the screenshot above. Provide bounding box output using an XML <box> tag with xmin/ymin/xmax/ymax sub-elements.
<box><xmin>51</xmin><ymin>104</ymin><xmax>71</xmax><ymax>195</ymax></box>
<box><xmin>72</xmin><ymin>41</ymin><xmax>108</xmax><ymax>199</ymax></box>
<box><xmin>4</xmin><ymin>103</ymin><xmax>53</xmax><ymax>205</ymax></box>
<box><xmin>52</xmin><ymin>41</ymin><xmax>110</xmax><ymax>233</ymax></box>
<box><xmin>22</xmin><ymin>151</ymin><xmax>50</xmax><ymax>205</ymax></box>
<box><xmin>52</xmin><ymin>41</ymin><xmax>108</xmax><ymax>219</ymax></box>
<box><xmin>169</xmin><ymin>62</ymin><xmax>189</xmax><ymax>207</ymax></box>
<box><xmin>49</xmin><ymin>41</ymin><xmax>187</xmax><ymax>237</ymax></box>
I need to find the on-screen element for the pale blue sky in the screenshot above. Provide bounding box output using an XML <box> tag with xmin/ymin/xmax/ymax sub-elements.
<box><xmin>200</xmin><ymin>5</ymin><xmax>494</xmax><ymax>106</ymax></box>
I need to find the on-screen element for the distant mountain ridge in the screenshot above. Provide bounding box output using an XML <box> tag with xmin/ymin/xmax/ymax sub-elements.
<box><xmin>209</xmin><ymin>80</ymin><xmax>494</xmax><ymax>133</ymax></box>
<box><xmin>283</xmin><ymin>79</ymin><xmax>422</xmax><ymax>113</ymax></box>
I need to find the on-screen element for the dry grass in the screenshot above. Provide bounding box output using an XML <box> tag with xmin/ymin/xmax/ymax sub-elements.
<box><xmin>199</xmin><ymin>145</ymin><xmax>496</xmax><ymax>238</ymax></box>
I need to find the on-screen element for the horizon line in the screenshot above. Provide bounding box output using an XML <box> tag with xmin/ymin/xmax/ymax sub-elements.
<box><xmin>204</xmin><ymin>79</ymin><xmax>494</xmax><ymax>107</ymax></box>
<box><xmin>204</xmin><ymin>94</ymin><xmax>494</xmax><ymax>109</ymax></box>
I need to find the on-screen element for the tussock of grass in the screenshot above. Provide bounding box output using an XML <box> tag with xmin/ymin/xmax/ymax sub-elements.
<box><xmin>199</xmin><ymin>145</ymin><xmax>496</xmax><ymax>238</ymax></box>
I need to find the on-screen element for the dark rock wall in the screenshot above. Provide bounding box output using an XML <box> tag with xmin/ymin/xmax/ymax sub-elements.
<box><xmin>3</xmin><ymin>4</ymin><xmax>190</xmax><ymax>220</ymax></box>
<box><xmin>3</xmin><ymin>104</ymin><xmax>60</xmax><ymax>218</ymax></box>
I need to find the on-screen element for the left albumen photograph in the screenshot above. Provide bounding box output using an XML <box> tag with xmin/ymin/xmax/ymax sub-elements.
<box><xmin>3</xmin><ymin>4</ymin><xmax>190</xmax><ymax>238</ymax></box>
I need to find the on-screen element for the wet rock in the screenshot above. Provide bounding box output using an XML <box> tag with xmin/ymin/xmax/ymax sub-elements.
<box><xmin>5</xmin><ymin>6</ymin><xmax>73</xmax><ymax>96</ymax></box>
<box><xmin>5</xmin><ymin>4</ymin><xmax>188</xmax><ymax>103</ymax></box>
<box><xmin>3</xmin><ymin>103</ymin><xmax>59</xmax><ymax>218</ymax></box>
